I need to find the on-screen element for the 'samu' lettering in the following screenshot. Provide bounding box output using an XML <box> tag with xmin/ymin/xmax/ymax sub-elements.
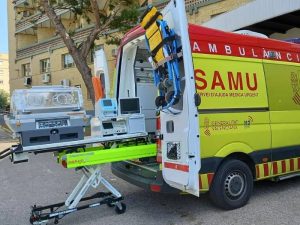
<box><xmin>194</xmin><ymin>69</ymin><xmax>207</xmax><ymax>90</ymax></box>
<box><xmin>246</xmin><ymin>73</ymin><xmax>258</xmax><ymax>91</ymax></box>
<box><xmin>228</xmin><ymin>72</ymin><xmax>243</xmax><ymax>90</ymax></box>
<box><xmin>211</xmin><ymin>71</ymin><xmax>225</xmax><ymax>90</ymax></box>
<box><xmin>195</xmin><ymin>69</ymin><xmax>258</xmax><ymax>91</ymax></box>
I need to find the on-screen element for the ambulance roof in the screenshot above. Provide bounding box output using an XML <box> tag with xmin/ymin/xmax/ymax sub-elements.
<box><xmin>121</xmin><ymin>24</ymin><xmax>300</xmax><ymax>64</ymax></box>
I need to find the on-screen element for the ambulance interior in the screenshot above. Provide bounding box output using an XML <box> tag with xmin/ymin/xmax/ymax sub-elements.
<box><xmin>118</xmin><ymin>35</ymin><xmax>185</xmax><ymax>137</ymax></box>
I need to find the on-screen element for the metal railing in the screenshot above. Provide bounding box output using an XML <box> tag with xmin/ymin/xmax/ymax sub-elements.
<box><xmin>15</xmin><ymin>8</ymin><xmax>70</xmax><ymax>33</ymax></box>
<box><xmin>186</xmin><ymin>0</ymin><xmax>223</xmax><ymax>13</ymax></box>
<box><xmin>13</xmin><ymin>0</ymin><xmax>27</xmax><ymax>7</ymax></box>
<box><xmin>141</xmin><ymin>0</ymin><xmax>223</xmax><ymax>12</ymax></box>
<box><xmin>16</xmin><ymin>26</ymin><xmax>95</xmax><ymax>60</ymax></box>
<box><xmin>15</xmin><ymin>0</ymin><xmax>224</xmax><ymax>59</ymax></box>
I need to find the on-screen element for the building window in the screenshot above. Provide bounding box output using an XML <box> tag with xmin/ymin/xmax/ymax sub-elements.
<box><xmin>22</xmin><ymin>63</ymin><xmax>31</xmax><ymax>76</ymax></box>
<box><xmin>63</xmin><ymin>54</ymin><xmax>75</xmax><ymax>69</ymax></box>
<box><xmin>0</xmin><ymin>60</ymin><xmax>3</xmax><ymax>65</ymax></box>
<box><xmin>40</xmin><ymin>58</ymin><xmax>50</xmax><ymax>73</ymax></box>
<box><xmin>0</xmin><ymin>80</ymin><xmax>3</xmax><ymax>84</ymax></box>
<box><xmin>0</xmin><ymin>69</ymin><xmax>3</xmax><ymax>75</ymax></box>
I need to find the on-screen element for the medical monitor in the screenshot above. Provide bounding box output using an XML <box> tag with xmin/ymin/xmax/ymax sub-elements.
<box><xmin>119</xmin><ymin>98</ymin><xmax>141</xmax><ymax>115</ymax></box>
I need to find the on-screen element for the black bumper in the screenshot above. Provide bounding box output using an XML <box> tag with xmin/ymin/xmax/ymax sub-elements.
<box><xmin>111</xmin><ymin>161</ymin><xmax>179</xmax><ymax>194</ymax></box>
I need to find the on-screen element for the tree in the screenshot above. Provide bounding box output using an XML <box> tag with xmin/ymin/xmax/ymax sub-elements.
<box><xmin>30</xmin><ymin>0</ymin><xmax>140</xmax><ymax>104</ymax></box>
<box><xmin>0</xmin><ymin>90</ymin><xmax>9</xmax><ymax>112</ymax></box>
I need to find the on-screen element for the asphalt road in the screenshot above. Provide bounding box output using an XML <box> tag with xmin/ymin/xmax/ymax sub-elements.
<box><xmin>1</xmin><ymin>135</ymin><xmax>300</xmax><ymax>225</ymax></box>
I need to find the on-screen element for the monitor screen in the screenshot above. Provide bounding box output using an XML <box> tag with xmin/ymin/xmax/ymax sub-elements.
<box><xmin>120</xmin><ymin>98</ymin><xmax>140</xmax><ymax>114</ymax></box>
<box><xmin>102</xmin><ymin>122</ymin><xmax>113</xmax><ymax>129</ymax></box>
<box><xmin>102</xmin><ymin>99</ymin><xmax>112</xmax><ymax>107</ymax></box>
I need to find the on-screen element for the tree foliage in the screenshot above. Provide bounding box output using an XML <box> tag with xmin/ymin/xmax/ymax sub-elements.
<box><xmin>0</xmin><ymin>90</ymin><xmax>9</xmax><ymax>111</ymax></box>
<box><xmin>26</xmin><ymin>0</ymin><xmax>140</xmax><ymax>104</ymax></box>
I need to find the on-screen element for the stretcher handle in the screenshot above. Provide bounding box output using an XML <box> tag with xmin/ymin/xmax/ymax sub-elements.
<box><xmin>0</xmin><ymin>147</ymin><xmax>12</xmax><ymax>159</ymax></box>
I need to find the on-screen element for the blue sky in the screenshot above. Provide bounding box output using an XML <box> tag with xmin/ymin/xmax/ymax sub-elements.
<box><xmin>0</xmin><ymin>1</ymin><xmax>8</xmax><ymax>53</ymax></box>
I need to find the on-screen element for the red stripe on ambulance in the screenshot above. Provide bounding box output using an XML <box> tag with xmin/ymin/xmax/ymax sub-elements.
<box><xmin>164</xmin><ymin>162</ymin><xmax>189</xmax><ymax>172</ymax></box>
<box><xmin>282</xmin><ymin>160</ymin><xmax>286</xmax><ymax>173</ymax></box>
<box><xmin>207</xmin><ymin>173</ymin><xmax>214</xmax><ymax>185</ymax></box>
<box><xmin>290</xmin><ymin>159</ymin><xmax>295</xmax><ymax>171</ymax></box>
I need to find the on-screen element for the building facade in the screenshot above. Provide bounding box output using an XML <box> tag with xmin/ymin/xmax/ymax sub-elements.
<box><xmin>0</xmin><ymin>53</ymin><xmax>9</xmax><ymax>94</ymax></box>
<box><xmin>8</xmin><ymin>0</ymin><xmax>272</xmax><ymax>111</ymax></box>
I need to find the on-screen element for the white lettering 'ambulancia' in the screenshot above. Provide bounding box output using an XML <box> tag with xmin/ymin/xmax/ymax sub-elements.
<box><xmin>191</xmin><ymin>41</ymin><xmax>300</xmax><ymax>63</ymax></box>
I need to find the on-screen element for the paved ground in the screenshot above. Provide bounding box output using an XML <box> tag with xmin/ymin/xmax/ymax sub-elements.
<box><xmin>0</xmin><ymin>129</ymin><xmax>300</xmax><ymax>225</ymax></box>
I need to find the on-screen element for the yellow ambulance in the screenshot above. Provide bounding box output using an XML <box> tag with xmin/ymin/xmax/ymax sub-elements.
<box><xmin>111</xmin><ymin>0</ymin><xmax>300</xmax><ymax>209</ymax></box>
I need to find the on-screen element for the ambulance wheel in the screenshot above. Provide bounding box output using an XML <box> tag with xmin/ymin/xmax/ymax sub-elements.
<box><xmin>115</xmin><ymin>202</ymin><xmax>126</xmax><ymax>214</ymax></box>
<box><xmin>209</xmin><ymin>159</ymin><xmax>253</xmax><ymax>210</ymax></box>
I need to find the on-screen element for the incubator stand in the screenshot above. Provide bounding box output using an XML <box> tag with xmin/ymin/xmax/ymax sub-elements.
<box><xmin>5</xmin><ymin>86</ymin><xmax>89</xmax><ymax>147</ymax></box>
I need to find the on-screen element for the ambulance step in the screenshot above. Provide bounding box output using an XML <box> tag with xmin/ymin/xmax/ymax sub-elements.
<box><xmin>276</xmin><ymin>172</ymin><xmax>300</xmax><ymax>181</ymax></box>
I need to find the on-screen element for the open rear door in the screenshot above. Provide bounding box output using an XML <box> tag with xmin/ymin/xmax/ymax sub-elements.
<box><xmin>160</xmin><ymin>0</ymin><xmax>201</xmax><ymax>196</ymax></box>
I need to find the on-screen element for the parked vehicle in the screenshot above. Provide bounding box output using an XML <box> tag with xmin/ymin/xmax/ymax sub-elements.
<box><xmin>111</xmin><ymin>0</ymin><xmax>300</xmax><ymax>209</ymax></box>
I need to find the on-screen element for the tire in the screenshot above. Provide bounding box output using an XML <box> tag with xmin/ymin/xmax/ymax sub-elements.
<box><xmin>115</xmin><ymin>202</ymin><xmax>126</xmax><ymax>214</ymax></box>
<box><xmin>209</xmin><ymin>159</ymin><xmax>253</xmax><ymax>210</ymax></box>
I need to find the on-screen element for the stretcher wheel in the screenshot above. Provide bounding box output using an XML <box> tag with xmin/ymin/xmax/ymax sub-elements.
<box><xmin>163</xmin><ymin>78</ymin><xmax>173</xmax><ymax>88</ymax></box>
<box><xmin>115</xmin><ymin>202</ymin><xmax>126</xmax><ymax>214</ymax></box>
<box><xmin>30</xmin><ymin>207</ymin><xmax>42</xmax><ymax>225</ymax></box>
<box><xmin>158</xmin><ymin>82</ymin><xmax>167</xmax><ymax>92</ymax></box>
<box><xmin>29</xmin><ymin>215</ymin><xmax>35</xmax><ymax>225</ymax></box>
<box><xmin>155</xmin><ymin>96</ymin><xmax>166</xmax><ymax>107</ymax></box>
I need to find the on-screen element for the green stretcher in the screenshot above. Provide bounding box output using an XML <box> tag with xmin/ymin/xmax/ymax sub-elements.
<box><xmin>60</xmin><ymin>144</ymin><xmax>156</xmax><ymax>169</ymax></box>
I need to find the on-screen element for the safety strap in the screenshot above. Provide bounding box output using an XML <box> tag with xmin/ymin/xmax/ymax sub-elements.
<box><xmin>149</xmin><ymin>51</ymin><xmax>183</xmax><ymax>70</ymax></box>
<box><xmin>140</xmin><ymin>6</ymin><xmax>162</xmax><ymax>29</ymax></box>
<box><xmin>141</xmin><ymin>5</ymin><xmax>182</xmax><ymax>111</ymax></box>
<box><xmin>145</xmin><ymin>22</ymin><xmax>165</xmax><ymax>63</ymax></box>
<box><xmin>143</xmin><ymin>12</ymin><xmax>162</xmax><ymax>30</ymax></box>
<box><xmin>152</xmin><ymin>36</ymin><xmax>176</xmax><ymax>56</ymax></box>
<box><xmin>141</xmin><ymin>6</ymin><xmax>170</xmax><ymax>63</ymax></box>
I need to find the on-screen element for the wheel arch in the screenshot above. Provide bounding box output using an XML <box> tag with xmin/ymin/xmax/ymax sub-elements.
<box><xmin>221</xmin><ymin>152</ymin><xmax>256</xmax><ymax>179</ymax></box>
<box><xmin>213</xmin><ymin>142</ymin><xmax>256</xmax><ymax>178</ymax></box>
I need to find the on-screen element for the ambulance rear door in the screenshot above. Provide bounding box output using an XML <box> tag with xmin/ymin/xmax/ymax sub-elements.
<box><xmin>160</xmin><ymin>0</ymin><xmax>201</xmax><ymax>196</ymax></box>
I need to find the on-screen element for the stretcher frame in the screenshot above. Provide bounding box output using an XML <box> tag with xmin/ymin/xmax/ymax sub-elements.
<box><xmin>0</xmin><ymin>133</ymin><xmax>156</xmax><ymax>225</ymax></box>
<box><xmin>30</xmin><ymin>165</ymin><xmax>125</xmax><ymax>225</ymax></box>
